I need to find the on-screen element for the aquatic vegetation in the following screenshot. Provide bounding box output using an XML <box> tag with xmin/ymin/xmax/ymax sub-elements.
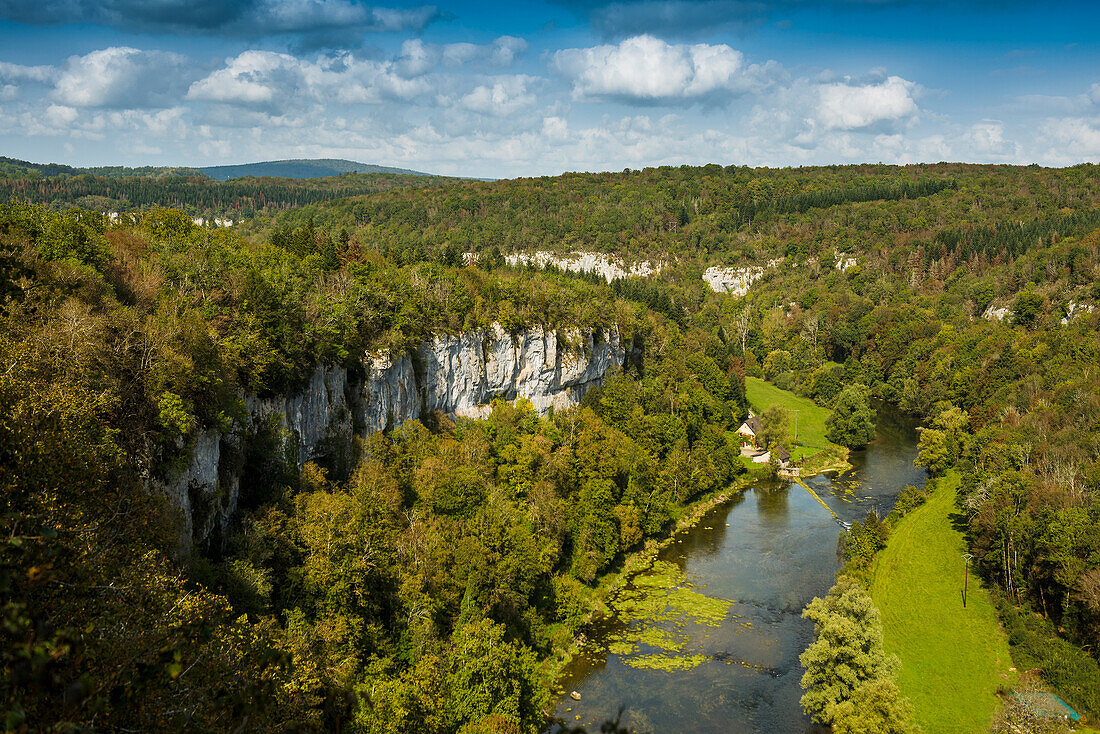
<box><xmin>632</xmin><ymin>560</ymin><xmax>685</xmax><ymax>589</ymax></box>
<box><xmin>636</xmin><ymin>626</ymin><xmax>685</xmax><ymax>652</ymax></box>
<box><xmin>627</xmin><ymin>653</ymin><xmax>710</xmax><ymax>672</ymax></box>
<box><xmin>601</xmin><ymin>559</ymin><xmax>734</xmax><ymax>672</ymax></box>
<box><xmin>665</xmin><ymin>588</ymin><xmax>729</xmax><ymax>627</ymax></box>
<box><xmin>607</xmin><ymin>639</ymin><xmax>635</xmax><ymax>656</ymax></box>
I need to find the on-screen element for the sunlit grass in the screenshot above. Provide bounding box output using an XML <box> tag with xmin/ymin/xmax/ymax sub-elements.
<box><xmin>871</xmin><ymin>471</ymin><xmax>1016</xmax><ymax>733</ymax></box>
<box><xmin>745</xmin><ymin>377</ymin><xmax>837</xmax><ymax>459</ymax></box>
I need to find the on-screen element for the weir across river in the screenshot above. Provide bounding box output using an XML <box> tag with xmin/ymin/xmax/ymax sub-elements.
<box><xmin>792</xmin><ymin>476</ymin><xmax>841</xmax><ymax>524</ymax></box>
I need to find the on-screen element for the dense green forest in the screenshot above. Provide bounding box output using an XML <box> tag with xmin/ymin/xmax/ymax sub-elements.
<box><xmin>0</xmin><ymin>155</ymin><xmax>204</xmax><ymax>179</ymax></box>
<box><xmin>0</xmin><ymin>201</ymin><xmax>749</xmax><ymax>731</ymax></box>
<box><xmin>254</xmin><ymin>162</ymin><xmax>1100</xmax><ymax>265</ymax></box>
<box><xmin>0</xmin><ymin>157</ymin><xmax>456</xmax><ymax>221</ymax></box>
<box><xmin>3</xmin><ymin>161</ymin><xmax>1100</xmax><ymax>731</ymax></box>
<box><xmin>199</xmin><ymin>158</ymin><xmax>431</xmax><ymax>181</ymax></box>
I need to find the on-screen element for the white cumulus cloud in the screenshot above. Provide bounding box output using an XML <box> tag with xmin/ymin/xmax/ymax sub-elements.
<box><xmin>553</xmin><ymin>34</ymin><xmax>772</xmax><ymax>103</ymax></box>
<box><xmin>186</xmin><ymin>50</ymin><xmax>431</xmax><ymax>112</ymax></box>
<box><xmin>396</xmin><ymin>36</ymin><xmax>530</xmax><ymax>75</ymax></box>
<box><xmin>817</xmin><ymin>75</ymin><xmax>919</xmax><ymax>130</ymax></box>
<box><xmin>0</xmin><ymin>61</ymin><xmax>56</xmax><ymax>84</ymax></box>
<box><xmin>961</xmin><ymin>120</ymin><xmax>1019</xmax><ymax>159</ymax></box>
<box><xmin>460</xmin><ymin>76</ymin><xmax>537</xmax><ymax>116</ymax></box>
<box><xmin>44</xmin><ymin>104</ymin><xmax>78</xmax><ymax>127</ymax></box>
<box><xmin>53</xmin><ymin>47</ymin><xmax>194</xmax><ymax>108</ymax></box>
<box><xmin>1040</xmin><ymin>117</ymin><xmax>1100</xmax><ymax>160</ymax></box>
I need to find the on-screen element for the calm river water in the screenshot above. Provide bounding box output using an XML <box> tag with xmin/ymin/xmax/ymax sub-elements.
<box><xmin>550</xmin><ymin>409</ymin><xmax>926</xmax><ymax>734</ymax></box>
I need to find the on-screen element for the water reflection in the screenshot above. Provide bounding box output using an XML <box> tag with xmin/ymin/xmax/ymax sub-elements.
<box><xmin>755</xmin><ymin>482</ymin><xmax>790</xmax><ymax>524</ymax></box>
<box><xmin>550</xmin><ymin>409</ymin><xmax>924</xmax><ymax>734</ymax></box>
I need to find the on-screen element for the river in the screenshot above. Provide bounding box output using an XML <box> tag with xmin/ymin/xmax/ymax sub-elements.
<box><xmin>550</xmin><ymin>408</ymin><xmax>926</xmax><ymax>733</ymax></box>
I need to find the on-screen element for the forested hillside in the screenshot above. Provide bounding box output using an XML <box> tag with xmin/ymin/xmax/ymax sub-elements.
<box><xmin>255</xmin><ymin>162</ymin><xmax>1100</xmax><ymax>265</ymax></box>
<box><xmin>0</xmin><ymin>155</ymin><xmax>203</xmax><ymax>179</ymax></box>
<box><xmin>199</xmin><ymin>158</ymin><xmax>431</xmax><ymax>181</ymax></box>
<box><xmin>3</xmin><ymin>162</ymin><xmax>1100</xmax><ymax>731</ymax></box>
<box><xmin>0</xmin><ymin>202</ymin><xmax>748</xmax><ymax>731</ymax></box>
<box><xmin>252</xmin><ymin>160</ymin><xmax>1100</xmax><ymax>725</ymax></box>
<box><xmin>0</xmin><ymin>157</ymin><xmax>457</xmax><ymax>221</ymax></box>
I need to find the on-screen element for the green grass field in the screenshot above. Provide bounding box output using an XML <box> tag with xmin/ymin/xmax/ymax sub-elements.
<box><xmin>744</xmin><ymin>377</ymin><xmax>836</xmax><ymax>459</ymax></box>
<box><xmin>871</xmin><ymin>471</ymin><xmax>1016</xmax><ymax>733</ymax></box>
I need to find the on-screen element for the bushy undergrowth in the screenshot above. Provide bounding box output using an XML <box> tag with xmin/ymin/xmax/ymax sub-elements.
<box><xmin>996</xmin><ymin>597</ymin><xmax>1100</xmax><ymax>719</ymax></box>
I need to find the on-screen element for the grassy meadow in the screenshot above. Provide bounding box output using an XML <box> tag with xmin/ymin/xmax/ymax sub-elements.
<box><xmin>745</xmin><ymin>377</ymin><xmax>836</xmax><ymax>459</ymax></box>
<box><xmin>870</xmin><ymin>471</ymin><xmax>1016</xmax><ymax>733</ymax></box>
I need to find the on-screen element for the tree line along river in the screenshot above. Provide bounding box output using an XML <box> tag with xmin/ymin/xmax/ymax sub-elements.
<box><xmin>550</xmin><ymin>408</ymin><xmax>925</xmax><ymax>734</ymax></box>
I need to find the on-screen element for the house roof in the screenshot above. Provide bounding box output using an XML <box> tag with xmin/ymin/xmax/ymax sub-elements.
<box><xmin>777</xmin><ymin>445</ymin><xmax>791</xmax><ymax>462</ymax></box>
<box><xmin>743</xmin><ymin>415</ymin><xmax>762</xmax><ymax>433</ymax></box>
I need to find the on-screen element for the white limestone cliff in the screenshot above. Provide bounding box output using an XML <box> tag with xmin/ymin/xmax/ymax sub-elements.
<box><xmin>835</xmin><ymin>252</ymin><xmax>857</xmax><ymax>271</ymax></box>
<box><xmin>418</xmin><ymin>324</ymin><xmax>623</xmax><ymax>417</ymax></box>
<box><xmin>157</xmin><ymin>323</ymin><xmax>625</xmax><ymax>550</ymax></box>
<box><xmin>505</xmin><ymin>251</ymin><xmax>661</xmax><ymax>283</ymax></box>
<box><xmin>1061</xmin><ymin>301</ymin><xmax>1095</xmax><ymax>325</ymax></box>
<box><xmin>703</xmin><ymin>259</ymin><xmax>782</xmax><ymax>296</ymax></box>
<box><xmin>358</xmin><ymin>351</ymin><xmax>420</xmax><ymax>434</ymax></box>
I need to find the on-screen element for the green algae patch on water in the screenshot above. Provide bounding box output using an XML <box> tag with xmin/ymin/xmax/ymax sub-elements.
<box><xmin>625</xmin><ymin>653</ymin><xmax>709</xmax><ymax>672</ymax></box>
<box><xmin>635</xmin><ymin>626</ymin><xmax>685</xmax><ymax>653</ymax></box>
<box><xmin>601</xmin><ymin>559</ymin><xmax>734</xmax><ymax>673</ymax></box>
<box><xmin>664</xmin><ymin>587</ymin><xmax>729</xmax><ymax>627</ymax></box>
<box><xmin>631</xmin><ymin>560</ymin><xmax>684</xmax><ymax>589</ymax></box>
<box><xmin>606</xmin><ymin>638</ymin><xmax>636</xmax><ymax>656</ymax></box>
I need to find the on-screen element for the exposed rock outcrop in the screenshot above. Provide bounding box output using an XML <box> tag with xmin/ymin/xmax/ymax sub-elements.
<box><xmin>835</xmin><ymin>252</ymin><xmax>857</xmax><ymax>271</ymax></box>
<box><xmin>1061</xmin><ymin>301</ymin><xmax>1095</xmax><ymax>325</ymax></box>
<box><xmin>359</xmin><ymin>351</ymin><xmax>420</xmax><ymax>435</ymax></box>
<box><xmin>703</xmin><ymin>259</ymin><xmax>782</xmax><ymax>296</ymax></box>
<box><xmin>156</xmin><ymin>323</ymin><xmax>625</xmax><ymax>550</ymax></box>
<box><xmin>505</xmin><ymin>251</ymin><xmax>661</xmax><ymax>283</ymax></box>
<box><xmin>418</xmin><ymin>324</ymin><xmax>624</xmax><ymax>417</ymax></box>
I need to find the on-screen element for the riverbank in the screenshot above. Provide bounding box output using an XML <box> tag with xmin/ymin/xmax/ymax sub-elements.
<box><xmin>544</xmin><ymin>379</ymin><xmax>851</xmax><ymax>717</ymax></box>
<box><xmin>870</xmin><ymin>471</ymin><xmax>1016</xmax><ymax>733</ymax></box>
<box><xmin>543</xmin><ymin>466</ymin><xmax>766</xmax><ymax>690</ymax></box>
<box><xmin>546</xmin><ymin>377</ymin><xmax>851</xmax><ymax>681</ymax></box>
<box><xmin>797</xmin><ymin>445</ymin><xmax>850</xmax><ymax>476</ymax></box>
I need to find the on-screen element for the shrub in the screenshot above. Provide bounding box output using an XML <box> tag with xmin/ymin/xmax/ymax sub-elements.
<box><xmin>885</xmin><ymin>485</ymin><xmax>928</xmax><ymax>524</ymax></box>
<box><xmin>997</xmin><ymin>597</ymin><xmax>1100</xmax><ymax>718</ymax></box>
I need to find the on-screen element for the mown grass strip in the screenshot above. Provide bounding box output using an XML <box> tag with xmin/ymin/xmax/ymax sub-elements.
<box><xmin>870</xmin><ymin>471</ymin><xmax>1016</xmax><ymax>733</ymax></box>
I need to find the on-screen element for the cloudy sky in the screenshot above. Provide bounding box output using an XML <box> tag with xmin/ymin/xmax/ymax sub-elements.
<box><xmin>0</xmin><ymin>0</ymin><xmax>1097</xmax><ymax>177</ymax></box>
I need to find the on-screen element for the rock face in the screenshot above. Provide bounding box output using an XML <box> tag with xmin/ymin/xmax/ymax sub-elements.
<box><xmin>703</xmin><ymin>259</ymin><xmax>782</xmax><ymax>296</ymax></box>
<box><xmin>359</xmin><ymin>351</ymin><xmax>419</xmax><ymax>435</ymax></box>
<box><xmin>247</xmin><ymin>365</ymin><xmax>353</xmax><ymax>467</ymax></box>
<box><xmin>835</xmin><ymin>252</ymin><xmax>857</xmax><ymax>271</ymax></box>
<box><xmin>418</xmin><ymin>324</ymin><xmax>624</xmax><ymax>417</ymax></box>
<box><xmin>157</xmin><ymin>323</ymin><xmax>625</xmax><ymax>551</ymax></box>
<box><xmin>505</xmin><ymin>251</ymin><xmax>661</xmax><ymax>283</ymax></box>
<box><xmin>1061</xmin><ymin>301</ymin><xmax>1095</xmax><ymax>325</ymax></box>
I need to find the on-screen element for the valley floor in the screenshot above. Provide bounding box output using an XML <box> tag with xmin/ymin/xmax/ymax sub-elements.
<box><xmin>745</xmin><ymin>377</ymin><xmax>840</xmax><ymax>461</ymax></box>
<box><xmin>870</xmin><ymin>471</ymin><xmax>1016</xmax><ymax>733</ymax></box>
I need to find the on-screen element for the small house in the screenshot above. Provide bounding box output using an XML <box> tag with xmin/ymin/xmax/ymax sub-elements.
<box><xmin>776</xmin><ymin>445</ymin><xmax>791</xmax><ymax>466</ymax></box>
<box><xmin>737</xmin><ymin>414</ymin><xmax>763</xmax><ymax>445</ymax></box>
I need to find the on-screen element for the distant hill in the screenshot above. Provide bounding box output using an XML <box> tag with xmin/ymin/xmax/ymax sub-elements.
<box><xmin>0</xmin><ymin>155</ymin><xmax>456</xmax><ymax>217</ymax></box>
<box><xmin>0</xmin><ymin>156</ymin><xmax>201</xmax><ymax>179</ymax></box>
<box><xmin>199</xmin><ymin>159</ymin><xmax>432</xmax><ymax>181</ymax></box>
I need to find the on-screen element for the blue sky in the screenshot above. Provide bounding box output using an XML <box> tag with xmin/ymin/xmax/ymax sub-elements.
<box><xmin>0</xmin><ymin>0</ymin><xmax>1097</xmax><ymax>177</ymax></box>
